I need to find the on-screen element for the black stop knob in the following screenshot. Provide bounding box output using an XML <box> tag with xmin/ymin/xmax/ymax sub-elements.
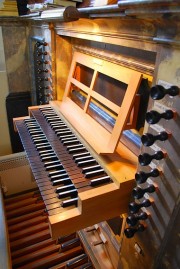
<box><xmin>37</xmin><ymin>68</ymin><xmax>43</xmax><ymax>74</ymax></box>
<box><xmin>132</xmin><ymin>185</ymin><xmax>156</xmax><ymax>199</ymax></box>
<box><xmin>126</xmin><ymin>212</ymin><xmax>148</xmax><ymax>226</ymax></box>
<box><xmin>150</xmin><ymin>85</ymin><xmax>179</xmax><ymax>100</ymax></box>
<box><xmin>38</xmin><ymin>77</ymin><xmax>51</xmax><ymax>82</ymax></box>
<box><xmin>37</xmin><ymin>51</ymin><xmax>49</xmax><ymax>56</ymax></box>
<box><xmin>135</xmin><ymin>168</ymin><xmax>160</xmax><ymax>184</ymax></box>
<box><xmin>37</xmin><ymin>60</ymin><xmax>49</xmax><ymax>65</ymax></box>
<box><xmin>36</xmin><ymin>41</ymin><xmax>48</xmax><ymax>47</ymax></box>
<box><xmin>138</xmin><ymin>151</ymin><xmax>165</xmax><ymax>166</ymax></box>
<box><xmin>141</xmin><ymin>131</ymin><xmax>169</xmax><ymax>146</ymax></box>
<box><xmin>39</xmin><ymin>86</ymin><xmax>51</xmax><ymax>90</ymax></box>
<box><xmin>44</xmin><ymin>77</ymin><xmax>51</xmax><ymax>81</ymax></box>
<box><xmin>37</xmin><ymin>77</ymin><xmax>44</xmax><ymax>82</ymax></box>
<box><xmin>37</xmin><ymin>69</ymin><xmax>50</xmax><ymax>74</ymax></box>
<box><xmin>129</xmin><ymin>199</ymin><xmax>151</xmax><ymax>213</ymax></box>
<box><xmin>124</xmin><ymin>224</ymin><xmax>146</xmax><ymax>238</ymax></box>
<box><xmin>146</xmin><ymin>110</ymin><xmax>174</xmax><ymax>124</ymax></box>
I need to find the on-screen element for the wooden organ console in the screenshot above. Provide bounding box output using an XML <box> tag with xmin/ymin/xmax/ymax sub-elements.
<box><xmin>0</xmin><ymin>1</ymin><xmax>180</xmax><ymax>269</ymax></box>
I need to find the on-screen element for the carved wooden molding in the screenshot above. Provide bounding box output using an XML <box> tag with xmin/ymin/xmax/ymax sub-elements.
<box><xmin>73</xmin><ymin>44</ymin><xmax>154</xmax><ymax>76</ymax></box>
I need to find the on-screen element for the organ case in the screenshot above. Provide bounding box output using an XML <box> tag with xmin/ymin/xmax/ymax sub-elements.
<box><xmin>13</xmin><ymin>49</ymin><xmax>143</xmax><ymax>238</ymax></box>
<box><xmin>0</xmin><ymin>1</ymin><xmax>180</xmax><ymax>268</ymax></box>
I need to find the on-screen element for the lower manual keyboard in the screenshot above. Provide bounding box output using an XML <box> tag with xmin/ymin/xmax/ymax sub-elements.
<box><xmin>15</xmin><ymin>106</ymin><xmax>112</xmax><ymax>217</ymax></box>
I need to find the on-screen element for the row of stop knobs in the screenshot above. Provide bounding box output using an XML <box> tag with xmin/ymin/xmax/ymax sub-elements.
<box><xmin>124</xmin><ymin>84</ymin><xmax>179</xmax><ymax>238</ymax></box>
<box><xmin>35</xmin><ymin>41</ymin><xmax>53</xmax><ymax>104</ymax></box>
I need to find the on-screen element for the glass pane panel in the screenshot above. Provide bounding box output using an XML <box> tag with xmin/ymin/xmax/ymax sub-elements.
<box><xmin>73</xmin><ymin>63</ymin><xmax>94</xmax><ymax>87</ymax></box>
<box><xmin>70</xmin><ymin>87</ymin><xmax>87</xmax><ymax>110</ymax></box>
<box><xmin>93</xmin><ymin>73</ymin><xmax>127</xmax><ymax>106</ymax></box>
<box><xmin>87</xmin><ymin>97</ymin><xmax>117</xmax><ymax>133</ymax></box>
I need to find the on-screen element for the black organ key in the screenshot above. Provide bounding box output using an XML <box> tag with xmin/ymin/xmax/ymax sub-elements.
<box><xmin>90</xmin><ymin>176</ymin><xmax>111</xmax><ymax>186</ymax></box>
<box><xmin>36</xmin><ymin>144</ymin><xmax>52</xmax><ymax>151</ymax></box>
<box><xmin>34</xmin><ymin>141</ymin><xmax>48</xmax><ymax>147</ymax></box>
<box><xmin>61</xmin><ymin>137</ymin><xmax>78</xmax><ymax>143</ymax></box>
<box><xmin>27</xmin><ymin>126</ymin><xmax>39</xmax><ymax>132</ymax></box>
<box><xmin>57</xmin><ymin>130</ymin><xmax>72</xmax><ymax>136</ymax></box>
<box><xmin>67</xmin><ymin>144</ymin><xmax>84</xmax><ymax>150</ymax></box>
<box><xmin>49</xmin><ymin>119</ymin><xmax>64</xmax><ymax>124</ymax></box>
<box><xmin>50</xmin><ymin>172</ymin><xmax>69</xmax><ymax>181</ymax></box>
<box><xmin>45</xmin><ymin>115</ymin><xmax>60</xmax><ymax>120</ymax></box>
<box><xmin>85</xmin><ymin>168</ymin><xmax>105</xmax><ymax>178</ymax></box>
<box><xmin>58</xmin><ymin>189</ymin><xmax>78</xmax><ymax>199</ymax></box>
<box><xmin>52</xmin><ymin>124</ymin><xmax>67</xmax><ymax>130</ymax></box>
<box><xmin>68</xmin><ymin>146</ymin><xmax>86</xmax><ymax>154</ymax></box>
<box><xmin>31</xmin><ymin>134</ymin><xmax>46</xmax><ymax>139</ymax></box>
<box><xmin>46</xmin><ymin>114</ymin><xmax>61</xmax><ymax>118</ymax></box>
<box><xmin>26</xmin><ymin>124</ymin><xmax>39</xmax><ymax>128</ymax></box>
<box><xmin>74</xmin><ymin>155</ymin><xmax>93</xmax><ymax>163</ymax></box>
<box><xmin>45</xmin><ymin>163</ymin><xmax>63</xmax><ymax>171</ymax></box>
<box><xmin>45</xmin><ymin>114</ymin><xmax>59</xmax><ymax>120</ymax></box>
<box><xmin>54</xmin><ymin>127</ymin><xmax>70</xmax><ymax>133</ymax></box>
<box><xmin>63</xmin><ymin>139</ymin><xmax>79</xmax><ymax>146</ymax></box>
<box><xmin>33</xmin><ymin>138</ymin><xmax>48</xmax><ymax>144</ymax></box>
<box><xmin>26</xmin><ymin>125</ymin><xmax>39</xmax><ymax>130</ymax></box>
<box><xmin>44</xmin><ymin>160</ymin><xmax>61</xmax><ymax>167</ymax></box>
<box><xmin>72</xmin><ymin>152</ymin><xmax>91</xmax><ymax>159</ymax></box>
<box><xmin>36</xmin><ymin>142</ymin><xmax>50</xmax><ymax>146</ymax></box>
<box><xmin>59</xmin><ymin>134</ymin><xmax>76</xmax><ymax>140</ymax></box>
<box><xmin>61</xmin><ymin>197</ymin><xmax>78</xmax><ymax>208</ymax></box>
<box><xmin>47</xmin><ymin>118</ymin><xmax>63</xmax><ymax>124</ymax></box>
<box><xmin>39</xmin><ymin>149</ymin><xmax>54</xmax><ymax>155</ymax></box>
<box><xmin>41</xmin><ymin>154</ymin><xmax>58</xmax><ymax>162</ymax></box>
<box><xmin>82</xmin><ymin>164</ymin><xmax>101</xmax><ymax>174</ymax></box>
<box><xmin>29</xmin><ymin>130</ymin><xmax>42</xmax><ymax>135</ymax></box>
<box><xmin>35</xmin><ymin>142</ymin><xmax>51</xmax><ymax>148</ymax></box>
<box><xmin>77</xmin><ymin>159</ymin><xmax>97</xmax><ymax>167</ymax></box>
<box><xmin>51</xmin><ymin>121</ymin><xmax>65</xmax><ymax>127</ymax></box>
<box><xmin>67</xmin><ymin>146</ymin><xmax>86</xmax><ymax>155</ymax></box>
<box><xmin>52</xmin><ymin>177</ymin><xmax>71</xmax><ymax>186</ymax></box>
<box><xmin>49</xmin><ymin>169</ymin><xmax>67</xmax><ymax>177</ymax></box>
<box><xmin>31</xmin><ymin>133</ymin><xmax>46</xmax><ymax>137</ymax></box>
<box><xmin>56</xmin><ymin>184</ymin><xmax>75</xmax><ymax>193</ymax></box>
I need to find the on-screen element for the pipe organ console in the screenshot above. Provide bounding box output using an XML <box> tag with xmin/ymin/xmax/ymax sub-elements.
<box><xmin>0</xmin><ymin>1</ymin><xmax>180</xmax><ymax>269</ymax></box>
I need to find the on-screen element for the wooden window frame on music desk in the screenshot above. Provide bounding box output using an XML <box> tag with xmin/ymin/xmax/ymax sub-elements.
<box><xmin>59</xmin><ymin>51</ymin><xmax>142</xmax><ymax>154</ymax></box>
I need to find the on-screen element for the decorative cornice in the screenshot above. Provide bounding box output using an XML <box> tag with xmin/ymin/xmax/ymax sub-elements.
<box><xmin>73</xmin><ymin>44</ymin><xmax>154</xmax><ymax>76</ymax></box>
